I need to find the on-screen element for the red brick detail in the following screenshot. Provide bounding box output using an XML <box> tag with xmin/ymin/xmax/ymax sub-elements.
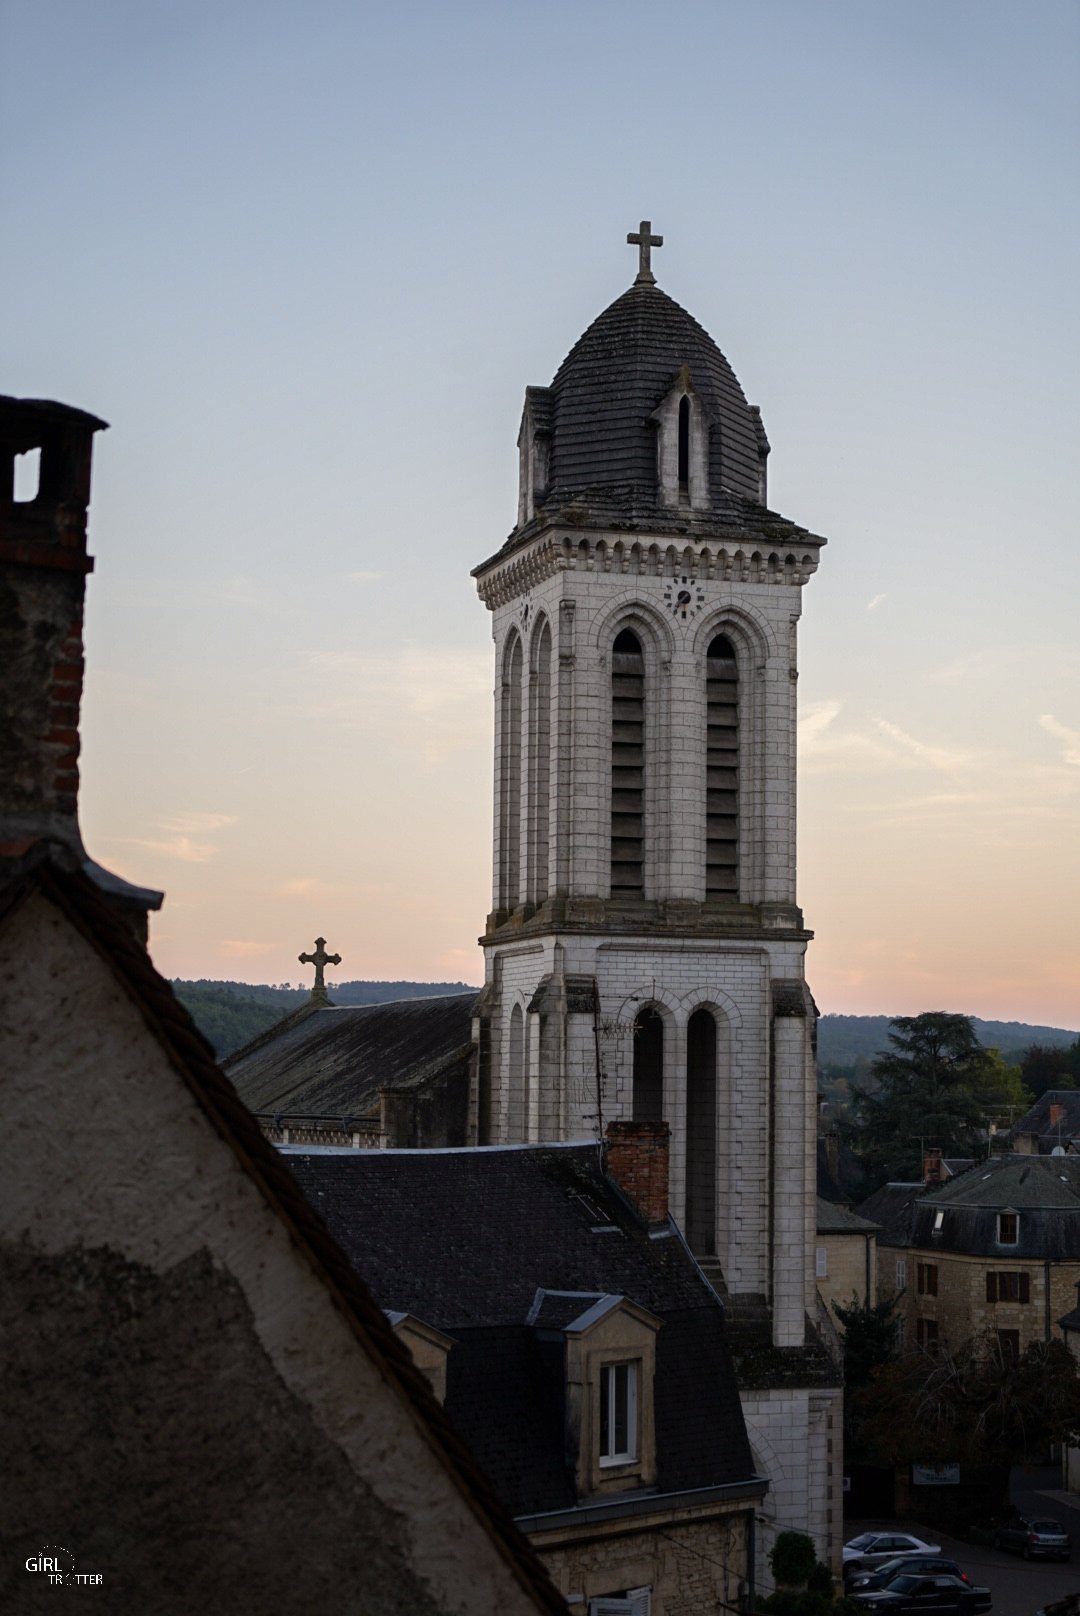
<box><xmin>924</xmin><ymin>1147</ymin><xmax>943</xmax><ymax>1184</ymax></box>
<box><xmin>605</xmin><ymin>1120</ymin><xmax>670</xmax><ymax>1227</ymax></box>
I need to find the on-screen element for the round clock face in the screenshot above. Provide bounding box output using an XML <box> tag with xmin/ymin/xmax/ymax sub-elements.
<box><xmin>663</xmin><ymin>575</ymin><xmax>705</xmax><ymax>622</ymax></box>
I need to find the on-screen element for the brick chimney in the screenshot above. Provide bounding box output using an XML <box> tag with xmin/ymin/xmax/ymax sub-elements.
<box><xmin>605</xmin><ymin>1120</ymin><xmax>670</xmax><ymax>1228</ymax></box>
<box><xmin>0</xmin><ymin>396</ymin><xmax>161</xmax><ymax>934</ymax></box>
<box><xmin>924</xmin><ymin>1147</ymin><xmax>943</xmax><ymax>1185</ymax></box>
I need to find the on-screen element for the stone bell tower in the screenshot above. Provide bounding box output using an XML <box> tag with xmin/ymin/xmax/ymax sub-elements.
<box><xmin>472</xmin><ymin>226</ymin><xmax>826</xmax><ymax>1338</ymax></box>
<box><xmin>471</xmin><ymin>226</ymin><xmax>841</xmax><ymax>1572</ymax></box>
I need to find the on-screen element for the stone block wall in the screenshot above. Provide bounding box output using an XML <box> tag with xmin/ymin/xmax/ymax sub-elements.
<box><xmin>530</xmin><ymin>1505</ymin><xmax>750</xmax><ymax>1615</ymax></box>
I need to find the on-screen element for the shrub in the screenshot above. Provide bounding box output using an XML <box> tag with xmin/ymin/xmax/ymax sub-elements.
<box><xmin>769</xmin><ymin>1532</ymin><xmax>817</xmax><ymax>1589</ymax></box>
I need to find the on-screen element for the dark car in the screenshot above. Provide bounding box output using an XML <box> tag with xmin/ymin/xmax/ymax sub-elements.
<box><xmin>847</xmin><ymin>1557</ymin><xmax>970</xmax><ymax>1594</ymax></box>
<box><xmin>853</xmin><ymin>1573</ymin><xmax>992</xmax><ymax>1614</ymax></box>
<box><xmin>994</xmin><ymin>1514</ymin><xmax>1071</xmax><ymax>1561</ymax></box>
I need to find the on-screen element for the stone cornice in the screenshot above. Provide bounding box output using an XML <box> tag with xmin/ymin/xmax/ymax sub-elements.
<box><xmin>474</xmin><ymin>525</ymin><xmax>822</xmax><ymax>609</ymax></box>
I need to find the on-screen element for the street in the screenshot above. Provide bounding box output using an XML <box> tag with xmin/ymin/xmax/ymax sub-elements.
<box><xmin>846</xmin><ymin>1468</ymin><xmax>1080</xmax><ymax>1616</ymax></box>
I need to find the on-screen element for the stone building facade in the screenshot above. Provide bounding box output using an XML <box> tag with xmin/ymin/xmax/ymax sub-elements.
<box><xmin>862</xmin><ymin>1155</ymin><xmax>1080</xmax><ymax>1358</ymax></box>
<box><xmin>470</xmin><ymin>230</ymin><xmax>841</xmax><ymax>1578</ymax></box>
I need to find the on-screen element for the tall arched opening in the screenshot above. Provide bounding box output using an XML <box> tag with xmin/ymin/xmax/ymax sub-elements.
<box><xmin>632</xmin><ymin>1006</ymin><xmax>664</xmax><ymax>1124</ymax></box>
<box><xmin>686</xmin><ymin>1007</ymin><xmax>717</xmax><ymax>1255</ymax></box>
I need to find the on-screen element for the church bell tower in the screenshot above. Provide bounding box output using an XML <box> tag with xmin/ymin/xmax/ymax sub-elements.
<box><xmin>471</xmin><ymin>225</ymin><xmax>826</xmax><ymax>1352</ymax></box>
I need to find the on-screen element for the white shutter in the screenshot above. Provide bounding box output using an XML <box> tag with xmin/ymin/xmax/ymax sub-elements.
<box><xmin>815</xmin><ymin>1245</ymin><xmax>828</xmax><ymax>1278</ymax></box>
<box><xmin>588</xmin><ymin>1594</ymin><xmax>651</xmax><ymax>1616</ymax></box>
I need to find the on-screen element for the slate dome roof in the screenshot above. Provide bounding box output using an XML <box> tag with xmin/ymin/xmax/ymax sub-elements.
<box><xmin>542</xmin><ymin>280</ymin><xmax>764</xmax><ymax>508</ymax></box>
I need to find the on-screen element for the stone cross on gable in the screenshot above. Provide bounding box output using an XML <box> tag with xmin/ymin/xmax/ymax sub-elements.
<box><xmin>299</xmin><ymin>936</ymin><xmax>341</xmax><ymax>1004</ymax></box>
<box><xmin>627</xmin><ymin>219</ymin><xmax>663</xmax><ymax>285</ymax></box>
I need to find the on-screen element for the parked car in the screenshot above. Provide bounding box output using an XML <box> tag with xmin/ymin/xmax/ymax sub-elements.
<box><xmin>852</xmin><ymin>1573</ymin><xmax>992</xmax><ymax>1614</ymax></box>
<box><xmin>847</xmin><ymin>1557</ymin><xmax>971</xmax><ymax>1594</ymax></box>
<box><xmin>844</xmin><ymin>1534</ymin><xmax>943</xmax><ymax>1569</ymax></box>
<box><xmin>994</xmin><ymin>1514</ymin><xmax>1071</xmax><ymax>1561</ymax></box>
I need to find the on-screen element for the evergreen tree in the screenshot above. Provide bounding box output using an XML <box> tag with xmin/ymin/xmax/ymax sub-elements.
<box><xmin>851</xmin><ymin>1013</ymin><xmax>992</xmax><ymax>1185</ymax></box>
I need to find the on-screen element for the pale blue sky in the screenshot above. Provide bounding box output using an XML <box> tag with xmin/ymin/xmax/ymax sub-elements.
<box><xmin>3</xmin><ymin>1</ymin><xmax>1078</xmax><ymax>1020</ymax></box>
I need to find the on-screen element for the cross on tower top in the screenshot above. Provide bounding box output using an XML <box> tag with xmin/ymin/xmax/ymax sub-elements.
<box><xmin>627</xmin><ymin>219</ymin><xmax>664</xmax><ymax>285</ymax></box>
<box><xmin>298</xmin><ymin>935</ymin><xmax>341</xmax><ymax>1004</ymax></box>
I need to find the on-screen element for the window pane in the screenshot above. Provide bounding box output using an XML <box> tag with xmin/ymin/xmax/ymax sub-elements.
<box><xmin>614</xmin><ymin>1363</ymin><xmax>629</xmax><ymax>1454</ymax></box>
<box><xmin>600</xmin><ymin>1365</ymin><xmax>610</xmax><ymax>1456</ymax></box>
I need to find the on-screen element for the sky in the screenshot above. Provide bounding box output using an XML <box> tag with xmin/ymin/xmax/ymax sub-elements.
<box><xmin>2</xmin><ymin>0</ymin><xmax>1078</xmax><ymax>1025</ymax></box>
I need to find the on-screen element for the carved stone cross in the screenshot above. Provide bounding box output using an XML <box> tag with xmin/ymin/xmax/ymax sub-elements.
<box><xmin>627</xmin><ymin>219</ymin><xmax>663</xmax><ymax>284</ymax></box>
<box><xmin>299</xmin><ymin>936</ymin><xmax>341</xmax><ymax>1003</ymax></box>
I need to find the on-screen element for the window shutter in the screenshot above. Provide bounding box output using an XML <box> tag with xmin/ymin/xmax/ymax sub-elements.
<box><xmin>1020</xmin><ymin>1272</ymin><xmax>1031</xmax><ymax>1304</ymax></box>
<box><xmin>627</xmin><ymin>1590</ymin><xmax>652</xmax><ymax>1616</ymax></box>
<box><xmin>986</xmin><ymin>1272</ymin><xmax>996</xmax><ymax>1303</ymax></box>
<box><xmin>929</xmin><ymin>1265</ymin><xmax>938</xmax><ymax>1297</ymax></box>
<box><xmin>816</xmin><ymin>1245</ymin><xmax>828</xmax><ymax>1278</ymax></box>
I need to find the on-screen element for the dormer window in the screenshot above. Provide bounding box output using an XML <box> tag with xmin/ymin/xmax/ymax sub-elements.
<box><xmin>998</xmin><ymin>1211</ymin><xmax>1019</xmax><ymax>1245</ymax></box>
<box><xmin>599</xmin><ymin>1361</ymin><xmax>638</xmax><ymax>1465</ymax></box>
<box><xmin>554</xmin><ymin>1293</ymin><xmax>660</xmax><ymax>1497</ymax></box>
<box><xmin>651</xmin><ymin>370</ymin><xmax>710</xmax><ymax>509</ymax></box>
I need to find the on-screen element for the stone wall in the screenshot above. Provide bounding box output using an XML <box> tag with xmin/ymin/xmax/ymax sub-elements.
<box><xmin>879</xmin><ymin>1245</ymin><xmax>1080</xmax><ymax>1352</ymax></box>
<box><xmin>531</xmin><ymin>1504</ymin><xmax>750</xmax><ymax>1615</ymax></box>
<box><xmin>817</xmin><ymin>1232</ymin><xmax>876</xmax><ymax>1323</ymax></box>
<box><xmin>0</xmin><ymin>891</ymin><xmax>553</xmax><ymax>1616</ymax></box>
<box><xmin>742</xmin><ymin>1385</ymin><xmax>844</xmax><ymax>1584</ymax></box>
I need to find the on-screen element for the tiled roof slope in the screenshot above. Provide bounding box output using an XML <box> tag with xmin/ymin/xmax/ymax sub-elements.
<box><xmin>284</xmin><ymin>1143</ymin><xmax>759</xmax><ymax>1516</ymax></box>
<box><xmin>861</xmin><ymin>1157</ymin><xmax>1080</xmax><ymax>1261</ymax></box>
<box><xmin>225</xmin><ymin>994</ymin><xmax>476</xmax><ymax>1117</ymax></box>
<box><xmin>0</xmin><ymin>852</ymin><xmax>565</xmax><ymax>1614</ymax></box>
<box><xmin>1008</xmin><ymin>1090</ymin><xmax>1080</xmax><ymax>1150</ymax></box>
<box><xmin>855</xmin><ymin>1183</ymin><xmax>923</xmax><ymax>1248</ymax></box>
<box><xmin>817</xmin><ymin>1197</ymin><xmax>879</xmax><ymax>1235</ymax></box>
<box><xmin>543</xmin><ymin>281</ymin><xmax>761</xmax><ymax>507</ymax></box>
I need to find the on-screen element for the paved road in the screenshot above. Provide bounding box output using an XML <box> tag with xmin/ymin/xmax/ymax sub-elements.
<box><xmin>846</xmin><ymin>1472</ymin><xmax>1080</xmax><ymax>1616</ymax></box>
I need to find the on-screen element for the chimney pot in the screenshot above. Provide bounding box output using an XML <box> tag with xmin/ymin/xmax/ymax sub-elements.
<box><xmin>924</xmin><ymin>1147</ymin><xmax>944</xmax><ymax>1184</ymax></box>
<box><xmin>605</xmin><ymin>1119</ymin><xmax>670</xmax><ymax>1227</ymax></box>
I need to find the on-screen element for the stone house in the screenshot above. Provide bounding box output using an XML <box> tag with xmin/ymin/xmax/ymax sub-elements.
<box><xmin>859</xmin><ymin>1155</ymin><xmax>1080</xmax><ymax>1357</ymax></box>
<box><xmin>1010</xmin><ymin>1090</ymin><xmax>1080</xmax><ymax>1156</ymax></box>
<box><xmin>815</xmin><ymin>1199</ymin><xmax>879</xmax><ymax>1327</ymax></box>
<box><xmin>0</xmin><ymin>393</ymin><xmax>565</xmax><ymax>1616</ymax></box>
<box><xmin>281</xmin><ymin>1121</ymin><xmax>768</xmax><ymax>1615</ymax></box>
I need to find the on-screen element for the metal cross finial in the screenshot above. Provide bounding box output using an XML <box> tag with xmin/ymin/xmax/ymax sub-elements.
<box><xmin>627</xmin><ymin>219</ymin><xmax>664</xmax><ymax>284</ymax></box>
<box><xmin>299</xmin><ymin>935</ymin><xmax>341</xmax><ymax>1004</ymax></box>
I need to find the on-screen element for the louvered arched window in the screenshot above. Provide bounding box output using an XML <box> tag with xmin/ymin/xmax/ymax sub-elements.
<box><xmin>705</xmin><ymin>633</ymin><xmax>738</xmax><ymax>897</ymax></box>
<box><xmin>611</xmin><ymin>628</ymin><xmax>645</xmax><ymax>896</ymax></box>
<box><xmin>528</xmin><ymin>619</ymin><xmax>552</xmax><ymax>902</ymax></box>
<box><xmin>500</xmin><ymin>633</ymin><xmax>523</xmax><ymax>909</ymax></box>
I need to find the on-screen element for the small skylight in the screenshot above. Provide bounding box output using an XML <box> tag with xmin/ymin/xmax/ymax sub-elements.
<box><xmin>933</xmin><ymin>1210</ymin><xmax>945</xmax><ymax>1231</ymax></box>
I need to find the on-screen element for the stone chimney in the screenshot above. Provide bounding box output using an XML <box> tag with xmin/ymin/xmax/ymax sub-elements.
<box><xmin>924</xmin><ymin>1147</ymin><xmax>944</xmax><ymax>1185</ymax></box>
<box><xmin>0</xmin><ymin>395</ymin><xmax>161</xmax><ymax>933</ymax></box>
<box><xmin>605</xmin><ymin>1120</ymin><xmax>670</xmax><ymax>1228</ymax></box>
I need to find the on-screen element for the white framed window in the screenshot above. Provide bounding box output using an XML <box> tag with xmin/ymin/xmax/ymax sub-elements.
<box><xmin>896</xmin><ymin>1257</ymin><xmax>907</xmax><ymax>1291</ymax></box>
<box><xmin>599</xmin><ymin>1361</ymin><xmax>638</xmax><ymax>1465</ymax></box>
<box><xmin>590</xmin><ymin>1590</ymin><xmax>651</xmax><ymax>1616</ymax></box>
<box><xmin>815</xmin><ymin>1245</ymin><xmax>828</xmax><ymax>1278</ymax></box>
